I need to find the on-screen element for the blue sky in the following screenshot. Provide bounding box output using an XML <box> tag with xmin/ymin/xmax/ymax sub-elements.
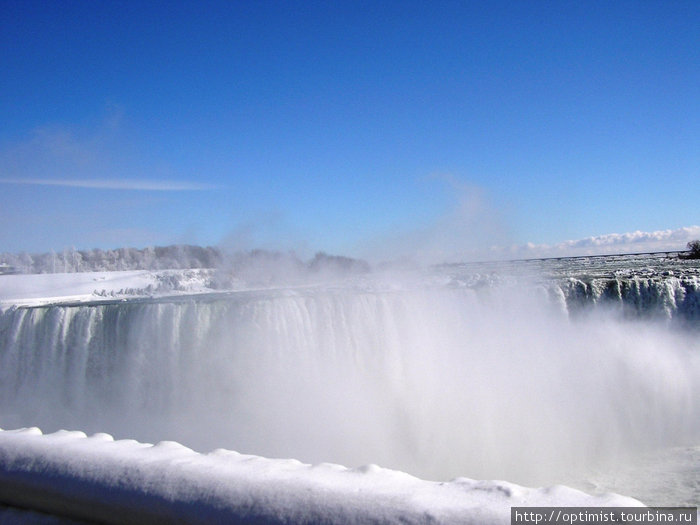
<box><xmin>1</xmin><ymin>0</ymin><xmax>698</xmax><ymax>261</ymax></box>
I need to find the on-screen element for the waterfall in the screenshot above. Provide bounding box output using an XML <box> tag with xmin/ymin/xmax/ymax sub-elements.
<box><xmin>1</xmin><ymin>281</ymin><xmax>699</xmax><ymax>487</ymax></box>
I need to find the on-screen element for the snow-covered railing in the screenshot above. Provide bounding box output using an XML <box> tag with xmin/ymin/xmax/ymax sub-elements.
<box><xmin>0</xmin><ymin>428</ymin><xmax>643</xmax><ymax>524</ymax></box>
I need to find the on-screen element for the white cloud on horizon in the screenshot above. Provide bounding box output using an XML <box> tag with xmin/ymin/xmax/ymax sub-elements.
<box><xmin>506</xmin><ymin>225</ymin><xmax>700</xmax><ymax>259</ymax></box>
<box><xmin>358</xmin><ymin>173</ymin><xmax>698</xmax><ymax>264</ymax></box>
<box><xmin>0</xmin><ymin>177</ymin><xmax>217</xmax><ymax>191</ymax></box>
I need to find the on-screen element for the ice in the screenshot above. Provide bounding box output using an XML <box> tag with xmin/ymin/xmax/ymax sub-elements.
<box><xmin>0</xmin><ymin>269</ymin><xmax>215</xmax><ymax>308</ymax></box>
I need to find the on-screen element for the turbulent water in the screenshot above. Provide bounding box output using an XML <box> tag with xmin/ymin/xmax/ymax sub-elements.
<box><xmin>1</xmin><ymin>253</ymin><xmax>699</xmax><ymax>505</ymax></box>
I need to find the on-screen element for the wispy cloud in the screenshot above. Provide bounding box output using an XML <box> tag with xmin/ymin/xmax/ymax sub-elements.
<box><xmin>0</xmin><ymin>114</ymin><xmax>218</xmax><ymax>193</ymax></box>
<box><xmin>0</xmin><ymin>113</ymin><xmax>222</xmax><ymax>252</ymax></box>
<box><xmin>0</xmin><ymin>177</ymin><xmax>217</xmax><ymax>191</ymax></box>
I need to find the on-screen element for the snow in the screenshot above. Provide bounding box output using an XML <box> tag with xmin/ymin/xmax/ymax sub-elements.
<box><xmin>0</xmin><ymin>269</ymin><xmax>214</xmax><ymax>308</ymax></box>
<box><xmin>0</xmin><ymin>427</ymin><xmax>644</xmax><ymax>524</ymax></box>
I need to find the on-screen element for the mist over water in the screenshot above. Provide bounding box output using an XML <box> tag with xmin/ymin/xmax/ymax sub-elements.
<box><xmin>1</xmin><ymin>256</ymin><xmax>699</xmax><ymax>502</ymax></box>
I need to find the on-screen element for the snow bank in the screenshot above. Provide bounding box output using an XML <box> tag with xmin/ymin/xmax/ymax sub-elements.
<box><xmin>0</xmin><ymin>269</ymin><xmax>214</xmax><ymax>308</ymax></box>
<box><xmin>0</xmin><ymin>428</ymin><xmax>643</xmax><ymax>525</ymax></box>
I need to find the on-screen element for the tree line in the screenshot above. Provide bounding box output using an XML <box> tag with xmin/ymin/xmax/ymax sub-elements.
<box><xmin>681</xmin><ymin>240</ymin><xmax>700</xmax><ymax>260</ymax></box>
<box><xmin>0</xmin><ymin>245</ymin><xmax>223</xmax><ymax>274</ymax></box>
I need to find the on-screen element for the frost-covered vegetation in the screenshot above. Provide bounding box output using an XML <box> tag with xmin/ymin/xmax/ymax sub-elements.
<box><xmin>0</xmin><ymin>245</ymin><xmax>372</xmax><ymax>278</ymax></box>
<box><xmin>0</xmin><ymin>245</ymin><xmax>222</xmax><ymax>274</ymax></box>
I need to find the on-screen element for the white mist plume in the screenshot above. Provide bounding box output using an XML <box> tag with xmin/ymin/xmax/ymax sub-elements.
<box><xmin>361</xmin><ymin>175</ymin><xmax>510</xmax><ymax>265</ymax></box>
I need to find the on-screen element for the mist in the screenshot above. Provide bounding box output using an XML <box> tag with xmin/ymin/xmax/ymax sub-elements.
<box><xmin>354</xmin><ymin>176</ymin><xmax>512</xmax><ymax>266</ymax></box>
<box><xmin>2</xmin><ymin>265</ymin><xmax>698</xmax><ymax>495</ymax></box>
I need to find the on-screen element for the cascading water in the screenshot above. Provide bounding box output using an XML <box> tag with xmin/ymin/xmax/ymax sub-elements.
<box><xmin>1</xmin><ymin>259</ymin><xmax>699</xmax><ymax>505</ymax></box>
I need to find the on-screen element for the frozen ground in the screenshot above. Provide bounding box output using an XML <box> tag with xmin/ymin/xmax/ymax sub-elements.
<box><xmin>0</xmin><ymin>269</ymin><xmax>216</xmax><ymax>308</ymax></box>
